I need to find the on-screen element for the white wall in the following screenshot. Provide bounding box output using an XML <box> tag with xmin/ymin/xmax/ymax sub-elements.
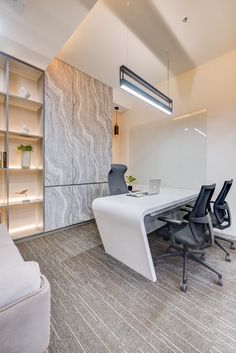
<box><xmin>115</xmin><ymin>50</ymin><xmax>236</xmax><ymax>237</ymax></box>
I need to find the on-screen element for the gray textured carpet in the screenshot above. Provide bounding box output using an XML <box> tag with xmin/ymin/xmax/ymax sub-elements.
<box><xmin>17</xmin><ymin>222</ymin><xmax>236</xmax><ymax>353</ymax></box>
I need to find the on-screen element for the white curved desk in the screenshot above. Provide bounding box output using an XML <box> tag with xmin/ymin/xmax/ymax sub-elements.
<box><xmin>92</xmin><ymin>187</ymin><xmax>198</xmax><ymax>282</ymax></box>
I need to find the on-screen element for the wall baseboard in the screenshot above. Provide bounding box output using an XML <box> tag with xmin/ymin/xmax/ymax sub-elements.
<box><xmin>14</xmin><ymin>219</ymin><xmax>95</xmax><ymax>244</ymax></box>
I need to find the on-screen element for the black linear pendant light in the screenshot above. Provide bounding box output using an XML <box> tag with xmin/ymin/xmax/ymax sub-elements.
<box><xmin>120</xmin><ymin>65</ymin><xmax>173</xmax><ymax>115</ymax></box>
<box><xmin>114</xmin><ymin>106</ymin><xmax>119</xmax><ymax>135</ymax></box>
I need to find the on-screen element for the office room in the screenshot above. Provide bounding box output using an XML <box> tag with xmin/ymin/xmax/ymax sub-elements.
<box><xmin>0</xmin><ymin>0</ymin><xmax>236</xmax><ymax>352</ymax></box>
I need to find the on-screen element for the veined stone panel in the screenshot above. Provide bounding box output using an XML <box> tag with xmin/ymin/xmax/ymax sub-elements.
<box><xmin>45</xmin><ymin>59</ymin><xmax>112</xmax><ymax>188</ymax></box>
<box><xmin>45</xmin><ymin>59</ymin><xmax>74</xmax><ymax>186</ymax></box>
<box><xmin>45</xmin><ymin>183</ymin><xmax>109</xmax><ymax>231</ymax></box>
<box><xmin>72</xmin><ymin>183</ymin><xmax>109</xmax><ymax>224</ymax></box>
<box><xmin>45</xmin><ymin>186</ymin><xmax>74</xmax><ymax>231</ymax></box>
<box><xmin>72</xmin><ymin>69</ymin><xmax>112</xmax><ymax>184</ymax></box>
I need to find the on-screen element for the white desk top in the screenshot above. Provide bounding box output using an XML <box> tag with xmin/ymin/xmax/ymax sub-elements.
<box><xmin>93</xmin><ymin>187</ymin><xmax>199</xmax><ymax>218</ymax></box>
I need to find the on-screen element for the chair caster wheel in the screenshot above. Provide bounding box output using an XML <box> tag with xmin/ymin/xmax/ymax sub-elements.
<box><xmin>216</xmin><ymin>276</ymin><xmax>223</xmax><ymax>286</ymax></box>
<box><xmin>225</xmin><ymin>254</ymin><xmax>231</xmax><ymax>262</ymax></box>
<box><xmin>180</xmin><ymin>283</ymin><xmax>188</xmax><ymax>292</ymax></box>
<box><xmin>201</xmin><ymin>254</ymin><xmax>205</xmax><ymax>261</ymax></box>
<box><xmin>230</xmin><ymin>243</ymin><xmax>235</xmax><ymax>250</ymax></box>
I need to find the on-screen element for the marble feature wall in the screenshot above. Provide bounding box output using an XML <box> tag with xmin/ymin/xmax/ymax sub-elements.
<box><xmin>45</xmin><ymin>58</ymin><xmax>112</xmax><ymax>231</ymax></box>
<box><xmin>45</xmin><ymin>183</ymin><xmax>109</xmax><ymax>231</ymax></box>
<box><xmin>73</xmin><ymin>69</ymin><xmax>112</xmax><ymax>183</ymax></box>
<box><xmin>45</xmin><ymin>59</ymin><xmax>74</xmax><ymax>186</ymax></box>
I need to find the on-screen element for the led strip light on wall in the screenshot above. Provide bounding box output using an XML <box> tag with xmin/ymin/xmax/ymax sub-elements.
<box><xmin>120</xmin><ymin>65</ymin><xmax>173</xmax><ymax>115</ymax></box>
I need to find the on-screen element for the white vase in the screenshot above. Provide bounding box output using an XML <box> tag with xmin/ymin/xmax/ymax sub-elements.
<box><xmin>21</xmin><ymin>151</ymin><xmax>31</xmax><ymax>169</ymax></box>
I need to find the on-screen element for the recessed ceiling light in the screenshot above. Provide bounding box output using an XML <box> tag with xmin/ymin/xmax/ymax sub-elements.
<box><xmin>182</xmin><ymin>17</ymin><xmax>189</xmax><ymax>23</ymax></box>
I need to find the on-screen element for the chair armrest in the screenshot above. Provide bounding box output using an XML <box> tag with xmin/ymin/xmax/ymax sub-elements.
<box><xmin>215</xmin><ymin>204</ymin><xmax>228</xmax><ymax>210</ymax></box>
<box><xmin>185</xmin><ymin>204</ymin><xmax>194</xmax><ymax>207</ymax></box>
<box><xmin>0</xmin><ymin>275</ymin><xmax>50</xmax><ymax>353</ymax></box>
<box><xmin>180</xmin><ymin>206</ymin><xmax>193</xmax><ymax>212</ymax></box>
<box><xmin>158</xmin><ymin>216</ymin><xmax>183</xmax><ymax>225</ymax></box>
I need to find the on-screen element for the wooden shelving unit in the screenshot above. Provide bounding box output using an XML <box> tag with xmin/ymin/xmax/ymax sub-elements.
<box><xmin>0</xmin><ymin>52</ymin><xmax>44</xmax><ymax>239</ymax></box>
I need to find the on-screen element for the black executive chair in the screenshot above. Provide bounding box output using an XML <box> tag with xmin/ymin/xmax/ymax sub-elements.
<box><xmin>108</xmin><ymin>164</ymin><xmax>129</xmax><ymax>195</ymax></box>
<box><xmin>155</xmin><ymin>184</ymin><xmax>223</xmax><ymax>292</ymax></box>
<box><xmin>209</xmin><ymin>179</ymin><xmax>234</xmax><ymax>261</ymax></box>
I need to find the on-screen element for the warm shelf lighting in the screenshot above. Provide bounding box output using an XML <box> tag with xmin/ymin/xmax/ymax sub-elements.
<box><xmin>120</xmin><ymin>65</ymin><xmax>173</xmax><ymax>115</ymax></box>
<box><xmin>10</xmin><ymin>224</ymin><xmax>40</xmax><ymax>234</ymax></box>
<box><xmin>9</xmin><ymin>196</ymin><xmax>42</xmax><ymax>204</ymax></box>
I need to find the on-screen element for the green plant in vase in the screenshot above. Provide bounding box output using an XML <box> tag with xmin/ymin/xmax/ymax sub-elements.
<box><xmin>125</xmin><ymin>175</ymin><xmax>136</xmax><ymax>191</ymax></box>
<box><xmin>17</xmin><ymin>144</ymin><xmax>33</xmax><ymax>169</ymax></box>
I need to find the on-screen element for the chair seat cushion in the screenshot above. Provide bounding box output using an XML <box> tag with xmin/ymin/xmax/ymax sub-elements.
<box><xmin>0</xmin><ymin>261</ymin><xmax>41</xmax><ymax>309</ymax></box>
<box><xmin>156</xmin><ymin>223</ymin><xmax>186</xmax><ymax>241</ymax></box>
<box><xmin>174</xmin><ymin>224</ymin><xmax>205</xmax><ymax>248</ymax></box>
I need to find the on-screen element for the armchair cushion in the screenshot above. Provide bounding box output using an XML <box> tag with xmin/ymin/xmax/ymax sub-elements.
<box><xmin>0</xmin><ymin>261</ymin><xmax>41</xmax><ymax>309</ymax></box>
<box><xmin>0</xmin><ymin>244</ymin><xmax>24</xmax><ymax>268</ymax></box>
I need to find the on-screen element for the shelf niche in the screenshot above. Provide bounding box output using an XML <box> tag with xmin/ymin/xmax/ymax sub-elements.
<box><xmin>9</xmin><ymin>59</ymin><xmax>43</xmax><ymax>104</ymax></box>
<box><xmin>9</xmin><ymin>103</ymin><xmax>43</xmax><ymax>136</ymax></box>
<box><xmin>9</xmin><ymin>202</ymin><xmax>43</xmax><ymax>240</ymax></box>
<box><xmin>9</xmin><ymin>135</ymin><xmax>43</xmax><ymax>170</ymax></box>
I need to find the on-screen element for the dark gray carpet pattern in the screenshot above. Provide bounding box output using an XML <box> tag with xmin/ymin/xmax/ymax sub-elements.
<box><xmin>17</xmin><ymin>222</ymin><xmax>236</xmax><ymax>353</ymax></box>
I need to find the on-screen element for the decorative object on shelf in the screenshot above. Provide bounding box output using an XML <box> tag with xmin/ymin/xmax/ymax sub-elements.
<box><xmin>125</xmin><ymin>175</ymin><xmax>136</xmax><ymax>191</ymax></box>
<box><xmin>114</xmin><ymin>106</ymin><xmax>119</xmax><ymax>135</ymax></box>
<box><xmin>15</xmin><ymin>189</ymin><xmax>30</xmax><ymax>203</ymax></box>
<box><xmin>21</xmin><ymin>124</ymin><xmax>30</xmax><ymax>134</ymax></box>
<box><xmin>18</xmin><ymin>86</ymin><xmax>30</xmax><ymax>99</ymax></box>
<box><xmin>17</xmin><ymin>144</ymin><xmax>33</xmax><ymax>169</ymax></box>
<box><xmin>3</xmin><ymin>152</ymin><xmax>7</xmax><ymax>168</ymax></box>
<box><xmin>120</xmin><ymin>65</ymin><xmax>173</xmax><ymax>115</ymax></box>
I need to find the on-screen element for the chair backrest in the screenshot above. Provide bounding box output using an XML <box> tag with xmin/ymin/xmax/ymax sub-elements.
<box><xmin>189</xmin><ymin>184</ymin><xmax>216</xmax><ymax>244</ymax></box>
<box><xmin>214</xmin><ymin>179</ymin><xmax>233</xmax><ymax>224</ymax></box>
<box><xmin>108</xmin><ymin>164</ymin><xmax>128</xmax><ymax>195</ymax></box>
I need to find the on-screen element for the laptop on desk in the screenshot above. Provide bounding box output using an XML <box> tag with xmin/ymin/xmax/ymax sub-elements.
<box><xmin>127</xmin><ymin>179</ymin><xmax>161</xmax><ymax>197</ymax></box>
<box><xmin>148</xmin><ymin>179</ymin><xmax>161</xmax><ymax>195</ymax></box>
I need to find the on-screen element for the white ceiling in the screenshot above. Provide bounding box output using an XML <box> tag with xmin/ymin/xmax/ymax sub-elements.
<box><xmin>58</xmin><ymin>0</ymin><xmax>236</xmax><ymax>89</ymax></box>
<box><xmin>0</xmin><ymin>0</ymin><xmax>97</xmax><ymax>69</ymax></box>
<box><xmin>1</xmin><ymin>0</ymin><xmax>235</xmax><ymax>112</ymax></box>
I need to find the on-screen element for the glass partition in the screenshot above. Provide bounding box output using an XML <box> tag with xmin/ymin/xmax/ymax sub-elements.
<box><xmin>130</xmin><ymin>110</ymin><xmax>207</xmax><ymax>189</ymax></box>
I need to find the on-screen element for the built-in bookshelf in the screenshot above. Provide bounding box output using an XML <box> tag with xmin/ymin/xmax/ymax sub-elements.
<box><xmin>0</xmin><ymin>52</ymin><xmax>44</xmax><ymax>239</ymax></box>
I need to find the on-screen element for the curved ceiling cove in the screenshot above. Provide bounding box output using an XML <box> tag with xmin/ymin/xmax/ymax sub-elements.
<box><xmin>0</xmin><ymin>0</ymin><xmax>97</xmax><ymax>69</ymax></box>
<box><xmin>59</xmin><ymin>0</ymin><xmax>236</xmax><ymax>90</ymax></box>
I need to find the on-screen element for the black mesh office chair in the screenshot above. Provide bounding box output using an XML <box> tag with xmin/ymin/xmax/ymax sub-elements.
<box><xmin>155</xmin><ymin>184</ymin><xmax>223</xmax><ymax>292</ymax></box>
<box><xmin>108</xmin><ymin>164</ymin><xmax>128</xmax><ymax>195</ymax></box>
<box><xmin>183</xmin><ymin>180</ymin><xmax>234</xmax><ymax>261</ymax></box>
<box><xmin>209</xmin><ymin>179</ymin><xmax>234</xmax><ymax>261</ymax></box>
